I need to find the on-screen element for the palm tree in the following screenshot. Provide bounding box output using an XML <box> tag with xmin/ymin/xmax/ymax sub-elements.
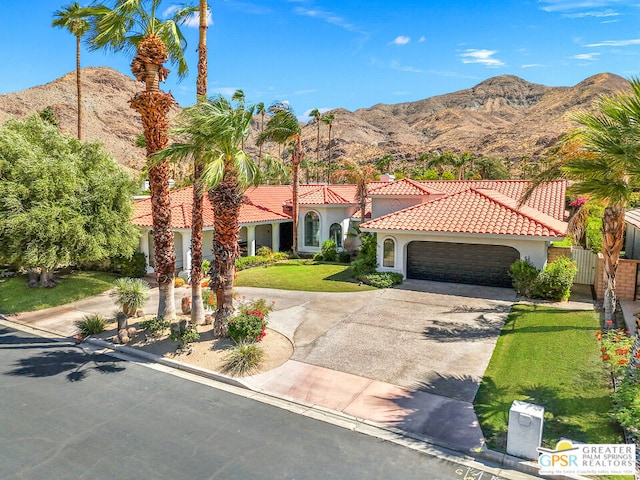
<box><xmin>332</xmin><ymin>161</ymin><xmax>376</xmax><ymax>223</ymax></box>
<box><xmin>52</xmin><ymin>2</ymin><xmax>90</xmax><ymax>140</ymax></box>
<box><xmin>156</xmin><ymin>94</ymin><xmax>258</xmax><ymax>337</ymax></box>
<box><xmin>522</xmin><ymin>78</ymin><xmax>640</xmax><ymax>324</ymax></box>
<box><xmin>257</xmin><ymin>103</ymin><xmax>304</xmax><ymax>254</ymax></box>
<box><xmin>82</xmin><ymin>0</ymin><xmax>196</xmax><ymax>321</ymax></box>
<box><xmin>309</xmin><ymin>108</ymin><xmax>322</xmax><ymax>182</ymax></box>
<box><xmin>322</xmin><ymin>113</ymin><xmax>335</xmax><ymax>182</ymax></box>
<box><xmin>188</xmin><ymin>0</ymin><xmax>209</xmax><ymax>325</ymax></box>
<box><xmin>255</xmin><ymin>102</ymin><xmax>266</xmax><ymax>166</ymax></box>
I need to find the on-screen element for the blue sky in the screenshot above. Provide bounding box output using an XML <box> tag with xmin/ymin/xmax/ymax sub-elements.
<box><xmin>2</xmin><ymin>0</ymin><xmax>640</xmax><ymax>122</ymax></box>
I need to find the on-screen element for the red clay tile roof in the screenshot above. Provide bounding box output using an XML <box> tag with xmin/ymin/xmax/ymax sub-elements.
<box><xmin>132</xmin><ymin>185</ymin><xmax>290</xmax><ymax>228</ymax></box>
<box><xmin>412</xmin><ymin>180</ymin><xmax>566</xmax><ymax>220</ymax></box>
<box><xmin>287</xmin><ymin>184</ymin><xmax>355</xmax><ymax>205</ymax></box>
<box><xmin>368</xmin><ymin>178</ymin><xmax>444</xmax><ymax>196</ymax></box>
<box><xmin>360</xmin><ymin>187</ymin><xmax>567</xmax><ymax>238</ymax></box>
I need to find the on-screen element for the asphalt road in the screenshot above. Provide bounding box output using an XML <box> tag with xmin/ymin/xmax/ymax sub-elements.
<box><xmin>0</xmin><ymin>325</ymin><xmax>532</xmax><ymax>480</ymax></box>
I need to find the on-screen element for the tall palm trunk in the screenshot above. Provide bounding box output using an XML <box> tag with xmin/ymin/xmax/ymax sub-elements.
<box><xmin>209</xmin><ymin>168</ymin><xmax>242</xmax><ymax>337</ymax></box>
<box><xmin>291</xmin><ymin>137</ymin><xmax>304</xmax><ymax>255</ymax></box>
<box><xmin>75</xmin><ymin>35</ymin><xmax>82</xmax><ymax>140</ymax></box>
<box><xmin>315</xmin><ymin>119</ymin><xmax>320</xmax><ymax>183</ymax></box>
<box><xmin>130</xmin><ymin>34</ymin><xmax>176</xmax><ymax>320</ymax></box>
<box><xmin>327</xmin><ymin>123</ymin><xmax>333</xmax><ymax>183</ymax></box>
<box><xmin>190</xmin><ymin>1</ymin><xmax>208</xmax><ymax>325</ymax></box>
<box><xmin>602</xmin><ymin>204</ymin><xmax>625</xmax><ymax>323</ymax></box>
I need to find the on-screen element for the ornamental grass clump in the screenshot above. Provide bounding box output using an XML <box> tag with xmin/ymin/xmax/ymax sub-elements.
<box><xmin>75</xmin><ymin>314</ymin><xmax>106</xmax><ymax>337</ymax></box>
<box><xmin>222</xmin><ymin>342</ymin><xmax>266</xmax><ymax>376</ymax></box>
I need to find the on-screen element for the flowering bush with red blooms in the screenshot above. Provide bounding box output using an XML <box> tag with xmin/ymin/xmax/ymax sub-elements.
<box><xmin>569</xmin><ymin>196</ymin><xmax>588</xmax><ymax>207</ymax></box>
<box><xmin>597</xmin><ymin>329</ymin><xmax>633</xmax><ymax>379</ymax></box>
<box><xmin>227</xmin><ymin>297</ymin><xmax>274</xmax><ymax>343</ymax></box>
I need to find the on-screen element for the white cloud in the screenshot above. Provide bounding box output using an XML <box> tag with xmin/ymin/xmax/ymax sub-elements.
<box><xmin>538</xmin><ymin>1</ymin><xmax>624</xmax><ymax>13</ymax></box>
<box><xmin>573</xmin><ymin>52</ymin><xmax>600</xmax><ymax>59</ymax></box>
<box><xmin>459</xmin><ymin>49</ymin><xmax>505</xmax><ymax>67</ymax></box>
<box><xmin>562</xmin><ymin>8</ymin><xmax>620</xmax><ymax>17</ymax></box>
<box><xmin>293</xmin><ymin>5</ymin><xmax>364</xmax><ymax>34</ymax></box>
<box><xmin>419</xmin><ymin>36</ymin><xmax>426</xmax><ymax>43</ymax></box>
<box><xmin>391</xmin><ymin>36</ymin><xmax>411</xmax><ymax>45</ymax></box>
<box><xmin>216</xmin><ymin>87</ymin><xmax>240</xmax><ymax>96</ymax></box>
<box><xmin>521</xmin><ymin>63</ymin><xmax>546</xmax><ymax>68</ymax></box>
<box><xmin>163</xmin><ymin>5</ymin><xmax>213</xmax><ymax>27</ymax></box>
<box><xmin>586</xmin><ymin>38</ymin><xmax>640</xmax><ymax>47</ymax></box>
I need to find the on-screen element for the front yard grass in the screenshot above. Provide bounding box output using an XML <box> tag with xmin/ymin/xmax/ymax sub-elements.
<box><xmin>234</xmin><ymin>260</ymin><xmax>375</xmax><ymax>292</ymax></box>
<box><xmin>0</xmin><ymin>271</ymin><xmax>117</xmax><ymax>314</ymax></box>
<box><xmin>475</xmin><ymin>304</ymin><xmax>624</xmax><ymax>452</ymax></box>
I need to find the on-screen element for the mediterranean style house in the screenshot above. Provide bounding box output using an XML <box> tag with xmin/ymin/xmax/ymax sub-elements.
<box><xmin>132</xmin><ymin>177</ymin><xmax>568</xmax><ymax>288</ymax></box>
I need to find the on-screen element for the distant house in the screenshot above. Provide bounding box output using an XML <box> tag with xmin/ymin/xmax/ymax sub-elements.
<box><xmin>132</xmin><ymin>178</ymin><xmax>568</xmax><ymax>287</ymax></box>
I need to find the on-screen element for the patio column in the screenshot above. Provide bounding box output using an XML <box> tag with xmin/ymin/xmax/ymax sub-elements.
<box><xmin>139</xmin><ymin>229</ymin><xmax>154</xmax><ymax>273</ymax></box>
<box><xmin>271</xmin><ymin>222</ymin><xmax>280</xmax><ymax>252</ymax></box>
<box><xmin>182</xmin><ymin>231</ymin><xmax>192</xmax><ymax>272</ymax></box>
<box><xmin>247</xmin><ymin>225</ymin><xmax>256</xmax><ymax>257</ymax></box>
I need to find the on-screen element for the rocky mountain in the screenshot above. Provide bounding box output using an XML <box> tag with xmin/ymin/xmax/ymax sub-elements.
<box><xmin>0</xmin><ymin>67</ymin><xmax>630</xmax><ymax>174</ymax></box>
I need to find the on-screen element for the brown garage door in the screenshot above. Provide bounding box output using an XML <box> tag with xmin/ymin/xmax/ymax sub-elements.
<box><xmin>406</xmin><ymin>241</ymin><xmax>520</xmax><ymax>287</ymax></box>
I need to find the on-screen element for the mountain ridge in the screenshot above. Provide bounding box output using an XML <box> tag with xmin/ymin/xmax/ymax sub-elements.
<box><xmin>0</xmin><ymin>67</ymin><xmax>630</xmax><ymax>173</ymax></box>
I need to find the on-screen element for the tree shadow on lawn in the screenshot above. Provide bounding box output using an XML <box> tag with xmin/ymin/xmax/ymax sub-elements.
<box><xmin>4</xmin><ymin>346</ymin><xmax>126</xmax><ymax>383</ymax></box>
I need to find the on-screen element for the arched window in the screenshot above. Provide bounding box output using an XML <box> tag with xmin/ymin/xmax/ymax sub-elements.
<box><xmin>329</xmin><ymin>223</ymin><xmax>342</xmax><ymax>247</ymax></box>
<box><xmin>304</xmin><ymin>211</ymin><xmax>320</xmax><ymax>247</ymax></box>
<box><xmin>383</xmin><ymin>238</ymin><xmax>395</xmax><ymax>268</ymax></box>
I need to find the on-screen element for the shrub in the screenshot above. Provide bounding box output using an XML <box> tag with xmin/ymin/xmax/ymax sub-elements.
<box><xmin>75</xmin><ymin>314</ymin><xmax>106</xmax><ymax>336</ymax></box>
<box><xmin>256</xmin><ymin>246</ymin><xmax>272</xmax><ymax>257</ymax></box>
<box><xmin>202</xmin><ymin>290</ymin><xmax>216</xmax><ymax>309</ymax></box>
<box><xmin>272</xmin><ymin>252</ymin><xmax>289</xmax><ymax>261</ymax></box>
<box><xmin>228</xmin><ymin>311</ymin><xmax>267</xmax><ymax>343</ymax></box>
<box><xmin>169</xmin><ymin>323</ymin><xmax>200</xmax><ymax>344</ymax></box>
<box><xmin>351</xmin><ymin>233</ymin><xmax>377</xmax><ymax>277</ymax></box>
<box><xmin>222</xmin><ymin>342</ymin><xmax>266</xmax><ymax>376</ymax></box>
<box><xmin>115</xmin><ymin>252</ymin><xmax>147</xmax><ymax>278</ymax></box>
<box><xmin>338</xmin><ymin>250</ymin><xmax>351</xmax><ymax>263</ymax></box>
<box><xmin>202</xmin><ymin>259</ymin><xmax>211</xmax><ymax>275</ymax></box>
<box><xmin>110</xmin><ymin>277</ymin><xmax>150</xmax><ymax>315</ymax></box>
<box><xmin>321</xmin><ymin>239</ymin><xmax>337</xmax><ymax>262</ymax></box>
<box><xmin>174</xmin><ymin>277</ymin><xmax>186</xmax><ymax>288</ymax></box>
<box><xmin>585</xmin><ymin>217</ymin><xmax>603</xmax><ymax>253</ymax></box>
<box><xmin>236</xmin><ymin>255</ymin><xmax>267</xmax><ymax>270</ymax></box>
<box><xmin>509</xmin><ymin>258</ymin><xmax>540</xmax><ymax>297</ymax></box>
<box><xmin>361</xmin><ymin>272</ymin><xmax>403</xmax><ymax>288</ymax></box>
<box><xmin>139</xmin><ymin>316</ymin><xmax>171</xmax><ymax>337</ymax></box>
<box><xmin>611</xmin><ymin>375</ymin><xmax>640</xmax><ymax>437</ymax></box>
<box><xmin>313</xmin><ymin>253</ymin><xmax>324</xmax><ymax>262</ymax></box>
<box><xmin>534</xmin><ymin>256</ymin><xmax>577</xmax><ymax>301</ymax></box>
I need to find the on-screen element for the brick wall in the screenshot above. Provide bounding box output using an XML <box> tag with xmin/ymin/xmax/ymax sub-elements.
<box><xmin>547</xmin><ymin>246</ymin><xmax>572</xmax><ymax>263</ymax></box>
<box><xmin>594</xmin><ymin>254</ymin><xmax>640</xmax><ymax>301</ymax></box>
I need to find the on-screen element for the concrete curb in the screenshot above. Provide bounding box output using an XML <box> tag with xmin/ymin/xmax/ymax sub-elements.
<box><xmin>0</xmin><ymin>315</ymin><xmax>591</xmax><ymax>480</ymax></box>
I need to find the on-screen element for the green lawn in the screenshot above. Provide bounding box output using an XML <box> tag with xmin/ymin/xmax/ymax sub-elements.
<box><xmin>475</xmin><ymin>304</ymin><xmax>624</xmax><ymax>452</ymax></box>
<box><xmin>235</xmin><ymin>260</ymin><xmax>375</xmax><ymax>292</ymax></box>
<box><xmin>0</xmin><ymin>271</ymin><xmax>118</xmax><ymax>314</ymax></box>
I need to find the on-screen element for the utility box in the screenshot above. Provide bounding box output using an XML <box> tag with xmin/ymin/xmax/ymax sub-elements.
<box><xmin>506</xmin><ymin>401</ymin><xmax>544</xmax><ymax>460</ymax></box>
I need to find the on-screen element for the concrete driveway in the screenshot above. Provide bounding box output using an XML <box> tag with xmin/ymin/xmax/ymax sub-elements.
<box><xmin>237</xmin><ymin>280</ymin><xmax>517</xmax><ymax>403</ymax></box>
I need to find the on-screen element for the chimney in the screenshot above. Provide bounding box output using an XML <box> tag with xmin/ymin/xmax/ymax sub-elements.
<box><xmin>380</xmin><ymin>173</ymin><xmax>396</xmax><ymax>183</ymax></box>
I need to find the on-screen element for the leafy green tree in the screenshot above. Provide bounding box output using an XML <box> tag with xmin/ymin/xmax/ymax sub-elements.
<box><xmin>82</xmin><ymin>0</ymin><xmax>196</xmax><ymax>320</ymax></box>
<box><xmin>52</xmin><ymin>2</ymin><xmax>90</xmax><ymax>140</ymax></box>
<box><xmin>156</xmin><ymin>94</ymin><xmax>258</xmax><ymax>337</ymax></box>
<box><xmin>472</xmin><ymin>157</ymin><xmax>511</xmax><ymax>179</ymax></box>
<box><xmin>0</xmin><ymin>116</ymin><xmax>138</xmax><ymax>287</ymax></box>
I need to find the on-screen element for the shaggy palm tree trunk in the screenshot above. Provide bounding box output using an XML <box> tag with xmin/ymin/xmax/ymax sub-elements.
<box><xmin>190</xmin><ymin>166</ymin><xmax>206</xmax><ymax>325</ymax></box>
<box><xmin>190</xmin><ymin>1</ymin><xmax>208</xmax><ymax>326</ymax></box>
<box><xmin>209</xmin><ymin>170</ymin><xmax>242</xmax><ymax>337</ymax></box>
<box><xmin>291</xmin><ymin>137</ymin><xmax>304</xmax><ymax>255</ymax></box>
<box><xmin>602</xmin><ymin>205</ymin><xmax>625</xmax><ymax>324</ymax></box>
<box><xmin>130</xmin><ymin>34</ymin><xmax>176</xmax><ymax>321</ymax></box>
